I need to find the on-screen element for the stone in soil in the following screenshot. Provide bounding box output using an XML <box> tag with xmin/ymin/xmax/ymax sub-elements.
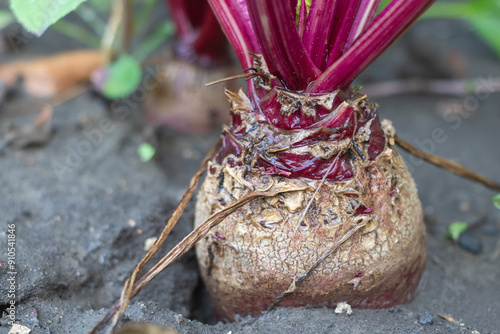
<box><xmin>417</xmin><ymin>312</ymin><xmax>434</xmax><ymax>325</ymax></box>
<box><xmin>458</xmin><ymin>230</ymin><xmax>483</xmax><ymax>254</ymax></box>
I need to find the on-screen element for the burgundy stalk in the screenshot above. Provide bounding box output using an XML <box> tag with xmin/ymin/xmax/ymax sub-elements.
<box><xmin>345</xmin><ymin>0</ymin><xmax>382</xmax><ymax>50</ymax></box>
<box><xmin>206</xmin><ymin>0</ymin><xmax>260</xmax><ymax>71</ymax></box>
<box><xmin>297</xmin><ymin>0</ymin><xmax>308</xmax><ymax>39</ymax></box>
<box><xmin>302</xmin><ymin>0</ymin><xmax>338</xmax><ymax>70</ymax></box>
<box><xmin>310</xmin><ymin>0</ymin><xmax>435</xmax><ymax>93</ymax></box>
<box><xmin>326</xmin><ymin>0</ymin><xmax>363</xmax><ymax>68</ymax></box>
<box><xmin>246</xmin><ymin>0</ymin><xmax>321</xmax><ymax>90</ymax></box>
<box><xmin>166</xmin><ymin>0</ymin><xmax>230</xmax><ymax>67</ymax></box>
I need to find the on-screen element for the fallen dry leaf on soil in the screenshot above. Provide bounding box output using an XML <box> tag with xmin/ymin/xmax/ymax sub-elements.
<box><xmin>115</xmin><ymin>323</ymin><xmax>177</xmax><ymax>334</ymax></box>
<box><xmin>0</xmin><ymin>50</ymin><xmax>104</xmax><ymax>98</ymax></box>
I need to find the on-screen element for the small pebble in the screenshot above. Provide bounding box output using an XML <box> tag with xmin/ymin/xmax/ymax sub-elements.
<box><xmin>9</xmin><ymin>324</ymin><xmax>31</xmax><ymax>334</ymax></box>
<box><xmin>334</xmin><ymin>302</ymin><xmax>352</xmax><ymax>315</ymax></box>
<box><xmin>417</xmin><ymin>312</ymin><xmax>434</xmax><ymax>325</ymax></box>
<box><xmin>459</xmin><ymin>202</ymin><xmax>471</xmax><ymax>212</ymax></box>
<box><xmin>30</xmin><ymin>307</ymin><xmax>38</xmax><ymax>319</ymax></box>
<box><xmin>458</xmin><ymin>230</ymin><xmax>483</xmax><ymax>254</ymax></box>
<box><xmin>144</xmin><ymin>237</ymin><xmax>158</xmax><ymax>251</ymax></box>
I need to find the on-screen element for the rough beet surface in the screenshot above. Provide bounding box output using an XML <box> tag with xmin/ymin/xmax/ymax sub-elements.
<box><xmin>194</xmin><ymin>88</ymin><xmax>427</xmax><ymax>321</ymax></box>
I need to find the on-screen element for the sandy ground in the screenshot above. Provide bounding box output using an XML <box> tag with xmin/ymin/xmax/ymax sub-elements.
<box><xmin>1</xmin><ymin>16</ymin><xmax>500</xmax><ymax>334</ymax></box>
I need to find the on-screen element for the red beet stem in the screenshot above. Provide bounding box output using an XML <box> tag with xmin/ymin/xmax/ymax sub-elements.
<box><xmin>344</xmin><ymin>0</ymin><xmax>382</xmax><ymax>50</ymax></box>
<box><xmin>166</xmin><ymin>0</ymin><xmax>193</xmax><ymax>37</ymax></box>
<box><xmin>205</xmin><ymin>0</ymin><xmax>435</xmax><ymax>180</ymax></box>
<box><xmin>166</xmin><ymin>0</ymin><xmax>231</xmax><ymax>67</ymax></box>
<box><xmin>207</xmin><ymin>0</ymin><xmax>260</xmax><ymax>70</ymax></box>
<box><xmin>310</xmin><ymin>0</ymin><xmax>435</xmax><ymax>93</ymax></box>
<box><xmin>302</xmin><ymin>0</ymin><xmax>339</xmax><ymax>70</ymax></box>
<box><xmin>246</xmin><ymin>0</ymin><xmax>321</xmax><ymax>90</ymax></box>
<box><xmin>325</xmin><ymin>0</ymin><xmax>363</xmax><ymax>68</ymax></box>
<box><xmin>207</xmin><ymin>0</ymin><xmax>435</xmax><ymax>92</ymax></box>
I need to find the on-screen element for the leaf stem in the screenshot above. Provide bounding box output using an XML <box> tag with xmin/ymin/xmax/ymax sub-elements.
<box><xmin>207</xmin><ymin>0</ymin><xmax>260</xmax><ymax>92</ymax></box>
<box><xmin>395</xmin><ymin>136</ymin><xmax>500</xmax><ymax>192</ymax></box>
<box><xmin>310</xmin><ymin>0</ymin><xmax>435</xmax><ymax>93</ymax></box>
<box><xmin>51</xmin><ymin>20</ymin><xmax>101</xmax><ymax>48</ymax></box>
<box><xmin>101</xmin><ymin>0</ymin><xmax>124</xmax><ymax>63</ymax></box>
<box><xmin>246</xmin><ymin>0</ymin><xmax>321</xmax><ymax>90</ymax></box>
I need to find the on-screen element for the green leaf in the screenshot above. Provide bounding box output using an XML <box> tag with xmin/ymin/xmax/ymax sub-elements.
<box><xmin>10</xmin><ymin>0</ymin><xmax>86</xmax><ymax>36</ymax></box>
<box><xmin>87</xmin><ymin>0</ymin><xmax>111</xmax><ymax>12</ymax></box>
<box><xmin>468</xmin><ymin>15</ymin><xmax>500</xmax><ymax>59</ymax></box>
<box><xmin>138</xmin><ymin>143</ymin><xmax>156</xmax><ymax>162</ymax></box>
<box><xmin>492</xmin><ymin>194</ymin><xmax>500</xmax><ymax>210</ymax></box>
<box><xmin>135</xmin><ymin>0</ymin><xmax>159</xmax><ymax>28</ymax></box>
<box><xmin>0</xmin><ymin>10</ymin><xmax>15</xmax><ymax>30</ymax></box>
<box><xmin>378</xmin><ymin>0</ymin><xmax>391</xmax><ymax>12</ymax></box>
<box><xmin>102</xmin><ymin>55</ymin><xmax>142</xmax><ymax>99</ymax></box>
<box><xmin>446</xmin><ymin>222</ymin><xmax>468</xmax><ymax>241</ymax></box>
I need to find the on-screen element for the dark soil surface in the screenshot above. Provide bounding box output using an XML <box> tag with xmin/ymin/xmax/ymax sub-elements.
<box><xmin>1</xmin><ymin>17</ymin><xmax>500</xmax><ymax>334</ymax></box>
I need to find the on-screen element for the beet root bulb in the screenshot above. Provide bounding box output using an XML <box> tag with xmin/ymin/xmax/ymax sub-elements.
<box><xmin>194</xmin><ymin>89</ymin><xmax>426</xmax><ymax>322</ymax></box>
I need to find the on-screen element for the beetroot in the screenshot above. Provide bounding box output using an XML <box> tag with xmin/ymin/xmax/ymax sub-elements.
<box><xmin>194</xmin><ymin>0</ymin><xmax>434</xmax><ymax>320</ymax></box>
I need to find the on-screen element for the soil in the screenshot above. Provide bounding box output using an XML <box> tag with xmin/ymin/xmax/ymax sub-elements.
<box><xmin>1</xmin><ymin>16</ymin><xmax>500</xmax><ymax>334</ymax></box>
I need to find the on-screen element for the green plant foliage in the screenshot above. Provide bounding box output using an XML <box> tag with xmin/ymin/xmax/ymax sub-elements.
<box><xmin>492</xmin><ymin>194</ymin><xmax>500</xmax><ymax>210</ymax></box>
<box><xmin>87</xmin><ymin>0</ymin><xmax>111</xmax><ymax>12</ymax></box>
<box><xmin>102</xmin><ymin>55</ymin><xmax>142</xmax><ymax>99</ymax></box>
<box><xmin>134</xmin><ymin>21</ymin><xmax>174</xmax><ymax>61</ymax></box>
<box><xmin>0</xmin><ymin>10</ymin><xmax>15</xmax><ymax>30</ymax></box>
<box><xmin>295</xmin><ymin>0</ymin><xmax>313</xmax><ymax>12</ymax></box>
<box><xmin>10</xmin><ymin>0</ymin><xmax>86</xmax><ymax>36</ymax></box>
<box><xmin>467</xmin><ymin>14</ymin><xmax>500</xmax><ymax>58</ymax></box>
<box><xmin>51</xmin><ymin>19</ymin><xmax>100</xmax><ymax>48</ymax></box>
<box><xmin>446</xmin><ymin>222</ymin><xmax>468</xmax><ymax>241</ymax></box>
<box><xmin>295</xmin><ymin>0</ymin><xmax>313</xmax><ymax>22</ymax></box>
<box><xmin>378</xmin><ymin>0</ymin><xmax>391</xmax><ymax>12</ymax></box>
<box><xmin>137</xmin><ymin>143</ymin><xmax>156</xmax><ymax>162</ymax></box>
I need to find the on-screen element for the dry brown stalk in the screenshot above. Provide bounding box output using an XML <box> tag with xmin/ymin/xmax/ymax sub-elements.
<box><xmin>113</xmin><ymin>139</ymin><xmax>222</xmax><ymax>333</ymax></box>
<box><xmin>362</xmin><ymin>77</ymin><xmax>500</xmax><ymax>98</ymax></box>
<box><xmin>205</xmin><ymin>69</ymin><xmax>259</xmax><ymax>87</ymax></box>
<box><xmin>89</xmin><ymin>139</ymin><xmax>221</xmax><ymax>334</ymax></box>
<box><xmin>89</xmin><ymin>142</ymin><xmax>308</xmax><ymax>334</ymax></box>
<box><xmin>395</xmin><ymin>136</ymin><xmax>500</xmax><ymax>192</ymax></box>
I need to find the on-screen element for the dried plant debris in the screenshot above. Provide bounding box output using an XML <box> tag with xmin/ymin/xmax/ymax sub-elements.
<box><xmin>439</xmin><ymin>314</ymin><xmax>481</xmax><ymax>334</ymax></box>
<box><xmin>115</xmin><ymin>323</ymin><xmax>178</xmax><ymax>334</ymax></box>
<box><xmin>0</xmin><ymin>50</ymin><xmax>103</xmax><ymax>98</ymax></box>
